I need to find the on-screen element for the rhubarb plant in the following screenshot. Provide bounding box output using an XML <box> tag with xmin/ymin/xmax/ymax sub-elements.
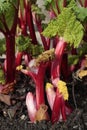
<box><xmin>16</xmin><ymin>48</ymin><xmax>54</xmax><ymax>122</ymax></box>
<box><xmin>19</xmin><ymin>0</ymin><xmax>37</xmax><ymax>44</ymax></box>
<box><xmin>0</xmin><ymin>0</ymin><xmax>19</xmax><ymax>84</ymax></box>
<box><xmin>42</xmin><ymin>6</ymin><xmax>84</xmax><ymax>122</ymax></box>
<box><xmin>46</xmin><ymin>80</ymin><xmax>71</xmax><ymax>123</ymax></box>
<box><xmin>42</xmin><ymin>7</ymin><xmax>84</xmax><ymax>82</ymax></box>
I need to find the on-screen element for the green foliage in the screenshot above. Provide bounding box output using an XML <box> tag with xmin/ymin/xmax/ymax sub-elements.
<box><xmin>0</xmin><ymin>38</ymin><xmax>6</xmax><ymax>55</ymax></box>
<box><xmin>16</xmin><ymin>35</ymin><xmax>44</xmax><ymax>57</ymax></box>
<box><xmin>68</xmin><ymin>41</ymin><xmax>87</xmax><ymax>66</ymax></box>
<box><xmin>42</xmin><ymin>8</ymin><xmax>84</xmax><ymax>48</ymax></box>
<box><xmin>68</xmin><ymin>55</ymin><xmax>79</xmax><ymax>66</ymax></box>
<box><xmin>0</xmin><ymin>0</ymin><xmax>18</xmax><ymax>31</ymax></box>
<box><xmin>44</xmin><ymin>0</ymin><xmax>59</xmax><ymax>15</ymax></box>
<box><xmin>77</xmin><ymin>42</ymin><xmax>87</xmax><ymax>56</ymax></box>
<box><xmin>0</xmin><ymin>66</ymin><xmax>5</xmax><ymax>85</ymax></box>
<box><xmin>67</xmin><ymin>0</ymin><xmax>87</xmax><ymax>22</ymax></box>
<box><xmin>44</xmin><ymin>0</ymin><xmax>53</xmax><ymax>10</ymax></box>
<box><xmin>0</xmin><ymin>0</ymin><xmax>10</xmax><ymax>14</ymax></box>
<box><xmin>31</xmin><ymin>4</ymin><xmax>45</xmax><ymax>21</ymax></box>
<box><xmin>16</xmin><ymin>35</ymin><xmax>32</xmax><ymax>52</ymax></box>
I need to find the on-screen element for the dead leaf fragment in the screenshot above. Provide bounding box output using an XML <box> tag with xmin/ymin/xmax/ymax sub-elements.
<box><xmin>35</xmin><ymin>104</ymin><xmax>49</xmax><ymax>121</ymax></box>
<box><xmin>76</xmin><ymin>70</ymin><xmax>87</xmax><ymax>79</ymax></box>
<box><xmin>0</xmin><ymin>94</ymin><xmax>11</xmax><ymax>105</ymax></box>
<box><xmin>1</xmin><ymin>82</ymin><xmax>15</xmax><ymax>94</ymax></box>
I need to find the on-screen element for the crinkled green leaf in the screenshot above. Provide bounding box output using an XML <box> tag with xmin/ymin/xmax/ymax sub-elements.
<box><xmin>16</xmin><ymin>35</ymin><xmax>44</xmax><ymax>57</ymax></box>
<box><xmin>0</xmin><ymin>0</ymin><xmax>10</xmax><ymax>14</ymax></box>
<box><xmin>0</xmin><ymin>0</ymin><xmax>18</xmax><ymax>31</ymax></box>
<box><xmin>68</xmin><ymin>55</ymin><xmax>79</xmax><ymax>65</ymax></box>
<box><xmin>42</xmin><ymin>8</ymin><xmax>84</xmax><ymax>47</ymax></box>
<box><xmin>75</xmin><ymin>7</ymin><xmax>87</xmax><ymax>22</ymax></box>
<box><xmin>16</xmin><ymin>35</ymin><xmax>32</xmax><ymax>52</ymax></box>
<box><xmin>67</xmin><ymin>0</ymin><xmax>87</xmax><ymax>22</ymax></box>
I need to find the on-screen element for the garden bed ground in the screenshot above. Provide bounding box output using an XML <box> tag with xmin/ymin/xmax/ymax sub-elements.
<box><xmin>0</xmin><ymin>71</ymin><xmax>87</xmax><ymax>130</ymax></box>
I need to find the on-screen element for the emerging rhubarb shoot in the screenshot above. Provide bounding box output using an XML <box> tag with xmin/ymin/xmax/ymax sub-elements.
<box><xmin>26</xmin><ymin>92</ymin><xmax>37</xmax><ymax>122</ymax></box>
<box><xmin>26</xmin><ymin>92</ymin><xmax>49</xmax><ymax>122</ymax></box>
<box><xmin>46</xmin><ymin>80</ymin><xmax>70</xmax><ymax>123</ymax></box>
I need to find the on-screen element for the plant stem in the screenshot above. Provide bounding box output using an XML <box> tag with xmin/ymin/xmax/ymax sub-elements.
<box><xmin>16</xmin><ymin>52</ymin><xmax>23</xmax><ymax>66</ymax></box>
<box><xmin>51</xmin><ymin>93</ymin><xmax>62</xmax><ymax>123</ymax></box>
<box><xmin>26</xmin><ymin>2</ymin><xmax>37</xmax><ymax>44</ymax></box>
<box><xmin>34</xmin><ymin>14</ymin><xmax>49</xmax><ymax>50</ymax></box>
<box><xmin>51</xmin><ymin>37</ymin><xmax>67</xmax><ymax>82</ymax></box>
<box><xmin>5</xmin><ymin>34</ymin><xmax>15</xmax><ymax>83</ymax></box>
<box><xmin>84</xmin><ymin>0</ymin><xmax>87</xmax><ymax>7</ymax></box>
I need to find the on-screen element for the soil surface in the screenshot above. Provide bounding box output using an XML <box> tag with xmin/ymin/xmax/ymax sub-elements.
<box><xmin>0</xmin><ymin>71</ymin><xmax>87</xmax><ymax>130</ymax></box>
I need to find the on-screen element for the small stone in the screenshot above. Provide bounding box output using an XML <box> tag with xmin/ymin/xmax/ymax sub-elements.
<box><xmin>20</xmin><ymin>115</ymin><xmax>26</xmax><ymax>120</ymax></box>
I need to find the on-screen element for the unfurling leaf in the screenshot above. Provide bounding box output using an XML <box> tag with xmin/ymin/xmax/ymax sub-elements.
<box><xmin>35</xmin><ymin>48</ymin><xmax>55</xmax><ymax>66</ymax></box>
<box><xmin>42</xmin><ymin>8</ymin><xmax>84</xmax><ymax>48</ymax></box>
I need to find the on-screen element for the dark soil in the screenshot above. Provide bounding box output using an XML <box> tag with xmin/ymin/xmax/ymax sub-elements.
<box><xmin>0</xmin><ymin>71</ymin><xmax>87</xmax><ymax>130</ymax></box>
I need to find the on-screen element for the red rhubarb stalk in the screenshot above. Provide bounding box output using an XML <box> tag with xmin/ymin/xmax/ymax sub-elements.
<box><xmin>16</xmin><ymin>52</ymin><xmax>23</xmax><ymax>67</ymax></box>
<box><xmin>0</xmin><ymin>1</ymin><xmax>19</xmax><ymax>83</ymax></box>
<box><xmin>33</xmin><ymin>14</ymin><xmax>49</xmax><ymax>50</ymax></box>
<box><xmin>63</xmin><ymin>0</ymin><xmax>67</xmax><ymax>7</ymax></box>
<box><xmin>77</xmin><ymin>0</ymin><xmax>83</xmax><ymax>6</ymax></box>
<box><xmin>5</xmin><ymin>34</ymin><xmax>15</xmax><ymax>83</ymax></box>
<box><xmin>26</xmin><ymin>1</ymin><xmax>37</xmax><ymax>44</ymax></box>
<box><xmin>61</xmin><ymin>97</ymin><xmax>66</xmax><ymax>121</ymax></box>
<box><xmin>20</xmin><ymin>62</ymin><xmax>48</xmax><ymax>109</ymax></box>
<box><xmin>84</xmin><ymin>0</ymin><xmax>87</xmax><ymax>7</ymax></box>
<box><xmin>55</xmin><ymin>0</ymin><xmax>60</xmax><ymax>14</ymax></box>
<box><xmin>51</xmin><ymin>93</ymin><xmax>62</xmax><ymax>123</ymax></box>
<box><xmin>51</xmin><ymin>37</ymin><xmax>67</xmax><ymax>84</ymax></box>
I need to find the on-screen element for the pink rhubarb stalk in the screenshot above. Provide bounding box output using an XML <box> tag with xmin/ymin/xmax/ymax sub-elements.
<box><xmin>20</xmin><ymin>61</ymin><xmax>48</xmax><ymax>109</ymax></box>
<box><xmin>46</xmin><ymin>83</ymin><xmax>56</xmax><ymax>110</ymax></box>
<box><xmin>51</xmin><ymin>37</ymin><xmax>67</xmax><ymax>85</ymax></box>
<box><xmin>16</xmin><ymin>52</ymin><xmax>31</xmax><ymax>67</ymax></box>
<box><xmin>26</xmin><ymin>92</ymin><xmax>37</xmax><ymax>122</ymax></box>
